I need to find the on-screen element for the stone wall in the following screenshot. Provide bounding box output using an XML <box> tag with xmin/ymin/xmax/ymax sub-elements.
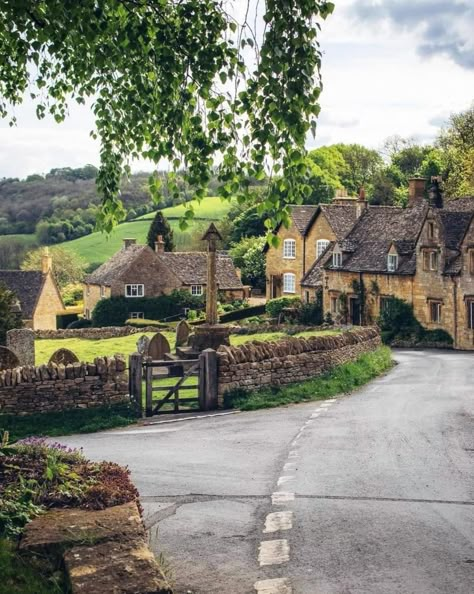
<box><xmin>216</xmin><ymin>327</ymin><xmax>381</xmax><ymax>403</ymax></box>
<box><xmin>35</xmin><ymin>325</ymin><xmax>169</xmax><ymax>340</ymax></box>
<box><xmin>0</xmin><ymin>355</ymin><xmax>128</xmax><ymax>415</ymax></box>
<box><xmin>6</xmin><ymin>329</ymin><xmax>35</xmax><ymax>366</ymax></box>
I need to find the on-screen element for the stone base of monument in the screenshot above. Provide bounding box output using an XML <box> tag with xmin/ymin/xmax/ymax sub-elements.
<box><xmin>190</xmin><ymin>324</ymin><xmax>231</xmax><ymax>352</ymax></box>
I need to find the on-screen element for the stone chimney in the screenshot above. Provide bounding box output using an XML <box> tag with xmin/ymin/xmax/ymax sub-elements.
<box><xmin>332</xmin><ymin>187</ymin><xmax>358</xmax><ymax>206</ymax></box>
<box><xmin>123</xmin><ymin>238</ymin><xmax>137</xmax><ymax>250</ymax></box>
<box><xmin>408</xmin><ymin>177</ymin><xmax>426</xmax><ymax>207</ymax></box>
<box><xmin>428</xmin><ymin>176</ymin><xmax>444</xmax><ymax>209</ymax></box>
<box><xmin>235</xmin><ymin>267</ymin><xmax>242</xmax><ymax>279</ymax></box>
<box><xmin>356</xmin><ymin>187</ymin><xmax>368</xmax><ymax>218</ymax></box>
<box><xmin>41</xmin><ymin>247</ymin><xmax>52</xmax><ymax>274</ymax></box>
<box><xmin>154</xmin><ymin>235</ymin><xmax>165</xmax><ymax>253</ymax></box>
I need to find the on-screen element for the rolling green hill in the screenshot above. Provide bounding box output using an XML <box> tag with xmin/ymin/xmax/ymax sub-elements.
<box><xmin>62</xmin><ymin>196</ymin><xmax>233</xmax><ymax>268</ymax></box>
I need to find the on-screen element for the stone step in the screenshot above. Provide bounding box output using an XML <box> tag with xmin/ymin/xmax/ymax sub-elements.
<box><xmin>176</xmin><ymin>346</ymin><xmax>200</xmax><ymax>360</ymax></box>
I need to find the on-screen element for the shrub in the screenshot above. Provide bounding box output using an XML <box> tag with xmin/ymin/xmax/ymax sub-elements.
<box><xmin>265</xmin><ymin>296</ymin><xmax>302</xmax><ymax>319</ymax></box>
<box><xmin>66</xmin><ymin>317</ymin><xmax>92</xmax><ymax>329</ymax></box>
<box><xmin>378</xmin><ymin>297</ymin><xmax>422</xmax><ymax>338</ymax></box>
<box><xmin>419</xmin><ymin>328</ymin><xmax>453</xmax><ymax>344</ymax></box>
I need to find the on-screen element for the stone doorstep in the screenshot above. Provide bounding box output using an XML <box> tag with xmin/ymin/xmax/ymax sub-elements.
<box><xmin>65</xmin><ymin>540</ymin><xmax>172</xmax><ymax>594</ymax></box>
<box><xmin>19</xmin><ymin>501</ymin><xmax>145</xmax><ymax>558</ymax></box>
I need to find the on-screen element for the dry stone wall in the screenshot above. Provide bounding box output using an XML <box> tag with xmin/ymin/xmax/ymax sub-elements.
<box><xmin>0</xmin><ymin>355</ymin><xmax>128</xmax><ymax>415</ymax></box>
<box><xmin>217</xmin><ymin>327</ymin><xmax>381</xmax><ymax>404</ymax></box>
<box><xmin>35</xmin><ymin>325</ymin><xmax>169</xmax><ymax>340</ymax></box>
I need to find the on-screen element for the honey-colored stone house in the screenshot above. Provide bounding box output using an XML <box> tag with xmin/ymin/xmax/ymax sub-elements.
<box><xmin>0</xmin><ymin>250</ymin><xmax>64</xmax><ymax>330</ymax></box>
<box><xmin>83</xmin><ymin>238</ymin><xmax>245</xmax><ymax>319</ymax></box>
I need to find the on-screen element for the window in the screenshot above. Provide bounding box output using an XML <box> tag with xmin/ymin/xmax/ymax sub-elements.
<box><xmin>332</xmin><ymin>252</ymin><xmax>342</xmax><ymax>268</ymax></box>
<box><xmin>423</xmin><ymin>250</ymin><xmax>439</xmax><ymax>271</ymax></box>
<box><xmin>468</xmin><ymin>301</ymin><xmax>474</xmax><ymax>330</ymax></box>
<box><xmin>304</xmin><ymin>290</ymin><xmax>310</xmax><ymax>304</ymax></box>
<box><xmin>429</xmin><ymin>301</ymin><xmax>442</xmax><ymax>323</ymax></box>
<box><xmin>283</xmin><ymin>273</ymin><xmax>296</xmax><ymax>293</ymax></box>
<box><xmin>283</xmin><ymin>239</ymin><xmax>296</xmax><ymax>259</ymax></box>
<box><xmin>316</xmin><ymin>239</ymin><xmax>330</xmax><ymax>259</ymax></box>
<box><xmin>330</xmin><ymin>296</ymin><xmax>339</xmax><ymax>314</ymax></box>
<box><xmin>130</xmin><ymin>312</ymin><xmax>144</xmax><ymax>319</ymax></box>
<box><xmin>428</xmin><ymin>222</ymin><xmax>435</xmax><ymax>239</ymax></box>
<box><xmin>86</xmin><ymin>285</ymin><xmax>90</xmax><ymax>296</ymax></box>
<box><xmin>380</xmin><ymin>297</ymin><xmax>391</xmax><ymax>314</ymax></box>
<box><xmin>387</xmin><ymin>254</ymin><xmax>398</xmax><ymax>272</ymax></box>
<box><xmin>191</xmin><ymin>285</ymin><xmax>203</xmax><ymax>296</ymax></box>
<box><xmin>100</xmin><ymin>285</ymin><xmax>106</xmax><ymax>299</ymax></box>
<box><xmin>85</xmin><ymin>308</ymin><xmax>90</xmax><ymax>320</ymax></box>
<box><xmin>125</xmin><ymin>284</ymin><xmax>144</xmax><ymax>297</ymax></box>
<box><xmin>470</xmin><ymin>251</ymin><xmax>474</xmax><ymax>274</ymax></box>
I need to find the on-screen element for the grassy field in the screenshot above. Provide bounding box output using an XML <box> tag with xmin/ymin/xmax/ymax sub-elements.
<box><xmin>61</xmin><ymin>196</ymin><xmax>233</xmax><ymax>267</ymax></box>
<box><xmin>35</xmin><ymin>329</ymin><xmax>338</xmax><ymax>365</ymax></box>
<box><xmin>0</xmin><ymin>234</ymin><xmax>37</xmax><ymax>248</ymax></box>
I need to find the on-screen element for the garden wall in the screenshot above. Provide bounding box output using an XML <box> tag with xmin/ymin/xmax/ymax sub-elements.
<box><xmin>216</xmin><ymin>327</ymin><xmax>381</xmax><ymax>404</ymax></box>
<box><xmin>35</xmin><ymin>325</ymin><xmax>168</xmax><ymax>340</ymax></box>
<box><xmin>0</xmin><ymin>355</ymin><xmax>128</xmax><ymax>415</ymax></box>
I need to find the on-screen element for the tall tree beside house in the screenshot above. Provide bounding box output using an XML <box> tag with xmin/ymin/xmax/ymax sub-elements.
<box><xmin>229</xmin><ymin>236</ymin><xmax>266</xmax><ymax>291</ymax></box>
<box><xmin>0</xmin><ymin>0</ymin><xmax>334</xmax><ymax>234</ymax></box>
<box><xmin>0</xmin><ymin>283</ymin><xmax>22</xmax><ymax>345</ymax></box>
<box><xmin>21</xmin><ymin>247</ymin><xmax>87</xmax><ymax>290</ymax></box>
<box><xmin>146</xmin><ymin>211</ymin><xmax>174</xmax><ymax>252</ymax></box>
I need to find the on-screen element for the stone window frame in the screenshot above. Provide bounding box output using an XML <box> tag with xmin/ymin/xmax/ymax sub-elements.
<box><xmin>191</xmin><ymin>284</ymin><xmax>203</xmax><ymax>296</ymax></box>
<box><xmin>465</xmin><ymin>296</ymin><xmax>474</xmax><ymax>330</ymax></box>
<box><xmin>387</xmin><ymin>254</ymin><xmax>398</xmax><ymax>272</ymax></box>
<box><xmin>316</xmin><ymin>239</ymin><xmax>330</xmax><ymax>259</ymax></box>
<box><xmin>427</xmin><ymin>221</ymin><xmax>435</xmax><ymax>240</ymax></box>
<box><xmin>100</xmin><ymin>285</ymin><xmax>106</xmax><ymax>299</ymax></box>
<box><xmin>282</xmin><ymin>238</ymin><xmax>296</xmax><ymax>260</ymax></box>
<box><xmin>282</xmin><ymin>272</ymin><xmax>296</xmax><ymax>294</ymax></box>
<box><xmin>423</xmin><ymin>249</ymin><xmax>439</xmax><ymax>271</ymax></box>
<box><xmin>125</xmin><ymin>284</ymin><xmax>144</xmax><ymax>298</ymax></box>
<box><xmin>469</xmin><ymin>249</ymin><xmax>474</xmax><ymax>275</ymax></box>
<box><xmin>427</xmin><ymin>298</ymin><xmax>442</xmax><ymax>323</ymax></box>
<box><xmin>379</xmin><ymin>295</ymin><xmax>392</xmax><ymax>314</ymax></box>
<box><xmin>129</xmin><ymin>312</ymin><xmax>145</xmax><ymax>319</ymax></box>
<box><xmin>332</xmin><ymin>252</ymin><xmax>342</xmax><ymax>268</ymax></box>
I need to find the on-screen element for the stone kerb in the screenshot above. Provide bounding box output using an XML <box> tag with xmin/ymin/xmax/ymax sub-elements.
<box><xmin>0</xmin><ymin>354</ymin><xmax>129</xmax><ymax>415</ymax></box>
<box><xmin>216</xmin><ymin>327</ymin><xmax>381</xmax><ymax>404</ymax></box>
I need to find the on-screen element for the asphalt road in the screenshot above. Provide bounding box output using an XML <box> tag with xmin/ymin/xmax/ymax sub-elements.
<box><xmin>58</xmin><ymin>349</ymin><xmax>474</xmax><ymax>593</ymax></box>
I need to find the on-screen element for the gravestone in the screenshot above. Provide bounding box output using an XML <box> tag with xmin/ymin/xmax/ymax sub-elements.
<box><xmin>6</xmin><ymin>328</ymin><xmax>35</xmax><ymax>366</ymax></box>
<box><xmin>0</xmin><ymin>346</ymin><xmax>20</xmax><ymax>370</ymax></box>
<box><xmin>147</xmin><ymin>333</ymin><xmax>170</xmax><ymax>360</ymax></box>
<box><xmin>136</xmin><ymin>335</ymin><xmax>150</xmax><ymax>355</ymax></box>
<box><xmin>175</xmin><ymin>320</ymin><xmax>191</xmax><ymax>347</ymax></box>
<box><xmin>49</xmin><ymin>348</ymin><xmax>79</xmax><ymax>366</ymax></box>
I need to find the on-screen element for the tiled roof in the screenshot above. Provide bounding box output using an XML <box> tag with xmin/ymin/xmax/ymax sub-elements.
<box><xmin>438</xmin><ymin>210</ymin><xmax>474</xmax><ymax>274</ymax></box>
<box><xmin>444</xmin><ymin>196</ymin><xmax>474</xmax><ymax>212</ymax></box>
<box><xmin>325</xmin><ymin>202</ymin><xmax>428</xmax><ymax>275</ymax></box>
<box><xmin>301</xmin><ymin>242</ymin><xmax>334</xmax><ymax>288</ymax></box>
<box><xmin>0</xmin><ymin>270</ymin><xmax>45</xmax><ymax>318</ymax></box>
<box><xmin>85</xmin><ymin>245</ymin><xmax>150</xmax><ymax>285</ymax></box>
<box><xmin>320</xmin><ymin>205</ymin><xmax>358</xmax><ymax>239</ymax></box>
<box><xmin>289</xmin><ymin>205</ymin><xmax>318</xmax><ymax>235</ymax></box>
<box><xmin>156</xmin><ymin>252</ymin><xmax>243</xmax><ymax>289</ymax></box>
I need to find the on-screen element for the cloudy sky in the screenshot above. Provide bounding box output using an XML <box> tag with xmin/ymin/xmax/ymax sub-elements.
<box><xmin>1</xmin><ymin>0</ymin><xmax>473</xmax><ymax>178</ymax></box>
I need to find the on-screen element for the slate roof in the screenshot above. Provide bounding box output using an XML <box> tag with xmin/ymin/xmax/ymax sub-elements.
<box><xmin>288</xmin><ymin>205</ymin><xmax>319</xmax><ymax>235</ymax></box>
<box><xmin>438</xmin><ymin>210</ymin><xmax>474</xmax><ymax>274</ymax></box>
<box><xmin>301</xmin><ymin>242</ymin><xmax>335</xmax><ymax>288</ymax></box>
<box><xmin>0</xmin><ymin>270</ymin><xmax>46</xmax><ymax>318</ymax></box>
<box><xmin>444</xmin><ymin>196</ymin><xmax>474</xmax><ymax>212</ymax></box>
<box><xmin>156</xmin><ymin>252</ymin><xmax>243</xmax><ymax>289</ymax></box>
<box><xmin>324</xmin><ymin>202</ymin><xmax>428</xmax><ymax>275</ymax></box>
<box><xmin>85</xmin><ymin>245</ymin><xmax>150</xmax><ymax>285</ymax></box>
<box><xmin>320</xmin><ymin>205</ymin><xmax>358</xmax><ymax>239</ymax></box>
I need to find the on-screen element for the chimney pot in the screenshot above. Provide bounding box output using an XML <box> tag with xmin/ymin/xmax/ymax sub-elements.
<box><xmin>408</xmin><ymin>177</ymin><xmax>426</xmax><ymax>207</ymax></box>
<box><xmin>123</xmin><ymin>238</ymin><xmax>137</xmax><ymax>249</ymax></box>
<box><xmin>155</xmin><ymin>235</ymin><xmax>165</xmax><ymax>253</ymax></box>
<box><xmin>41</xmin><ymin>247</ymin><xmax>52</xmax><ymax>274</ymax></box>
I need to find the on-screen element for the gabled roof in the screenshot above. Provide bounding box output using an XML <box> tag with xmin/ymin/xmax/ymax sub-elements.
<box><xmin>301</xmin><ymin>242</ymin><xmax>335</xmax><ymax>288</ymax></box>
<box><xmin>324</xmin><ymin>202</ymin><xmax>428</xmax><ymax>275</ymax></box>
<box><xmin>0</xmin><ymin>270</ymin><xmax>46</xmax><ymax>318</ymax></box>
<box><xmin>319</xmin><ymin>205</ymin><xmax>358</xmax><ymax>240</ymax></box>
<box><xmin>289</xmin><ymin>205</ymin><xmax>319</xmax><ymax>235</ymax></box>
<box><xmin>85</xmin><ymin>245</ymin><xmax>151</xmax><ymax>285</ymax></box>
<box><xmin>438</xmin><ymin>210</ymin><xmax>474</xmax><ymax>275</ymax></box>
<box><xmin>444</xmin><ymin>196</ymin><xmax>474</xmax><ymax>212</ymax></box>
<box><xmin>156</xmin><ymin>252</ymin><xmax>243</xmax><ymax>289</ymax></box>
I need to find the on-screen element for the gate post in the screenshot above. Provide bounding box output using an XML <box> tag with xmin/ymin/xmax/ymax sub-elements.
<box><xmin>129</xmin><ymin>352</ymin><xmax>143</xmax><ymax>417</ymax></box>
<box><xmin>199</xmin><ymin>348</ymin><xmax>218</xmax><ymax>411</ymax></box>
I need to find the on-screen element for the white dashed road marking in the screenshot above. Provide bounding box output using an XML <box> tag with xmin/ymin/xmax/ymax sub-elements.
<box><xmin>258</xmin><ymin>539</ymin><xmax>290</xmax><ymax>566</ymax></box>
<box><xmin>254</xmin><ymin>577</ymin><xmax>292</xmax><ymax>593</ymax></box>
<box><xmin>263</xmin><ymin>511</ymin><xmax>293</xmax><ymax>534</ymax></box>
<box><xmin>283</xmin><ymin>462</ymin><xmax>296</xmax><ymax>471</ymax></box>
<box><xmin>272</xmin><ymin>492</ymin><xmax>295</xmax><ymax>505</ymax></box>
<box><xmin>277</xmin><ymin>475</ymin><xmax>294</xmax><ymax>486</ymax></box>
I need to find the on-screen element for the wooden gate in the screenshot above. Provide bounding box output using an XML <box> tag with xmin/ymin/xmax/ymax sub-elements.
<box><xmin>129</xmin><ymin>350</ymin><xmax>218</xmax><ymax>417</ymax></box>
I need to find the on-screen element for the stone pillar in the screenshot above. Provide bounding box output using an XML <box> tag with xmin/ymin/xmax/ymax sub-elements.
<box><xmin>203</xmin><ymin>223</ymin><xmax>221</xmax><ymax>326</ymax></box>
<box><xmin>6</xmin><ymin>328</ymin><xmax>35</xmax><ymax>366</ymax></box>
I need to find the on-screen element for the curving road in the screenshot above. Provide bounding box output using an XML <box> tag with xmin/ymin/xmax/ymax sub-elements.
<box><xmin>59</xmin><ymin>349</ymin><xmax>474</xmax><ymax>593</ymax></box>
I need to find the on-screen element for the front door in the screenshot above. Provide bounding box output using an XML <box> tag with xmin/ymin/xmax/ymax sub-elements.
<box><xmin>350</xmin><ymin>297</ymin><xmax>361</xmax><ymax>325</ymax></box>
<box><xmin>271</xmin><ymin>275</ymin><xmax>282</xmax><ymax>299</ymax></box>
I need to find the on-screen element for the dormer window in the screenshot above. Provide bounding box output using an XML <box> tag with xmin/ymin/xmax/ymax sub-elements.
<box><xmin>283</xmin><ymin>239</ymin><xmax>296</xmax><ymax>259</ymax></box>
<box><xmin>332</xmin><ymin>252</ymin><xmax>342</xmax><ymax>268</ymax></box>
<box><xmin>423</xmin><ymin>250</ymin><xmax>438</xmax><ymax>271</ymax></box>
<box><xmin>387</xmin><ymin>254</ymin><xmax>398</xmax><ymax>272</ymax></box>
<box><xmin>316</xmin><ymin>239</ymin><xmax>330</xmax><ymax>259</ymax></box>
<box><xmin>428</xmin><ymin>221</ymin><xmax>435</xmax><ymax>239</ymax></box>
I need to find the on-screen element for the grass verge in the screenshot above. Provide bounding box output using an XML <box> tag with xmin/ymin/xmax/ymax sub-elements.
<box><xmin>0</xmin><ymin>404</ymin><xmax>137</xmax><ymax>442</ymax></box>
<box><xmin>223</xmin><ymin>346</ymin><xmax>393</xmax><ymax>411</ymax></box>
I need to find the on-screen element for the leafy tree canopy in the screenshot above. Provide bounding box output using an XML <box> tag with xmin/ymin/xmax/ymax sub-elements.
<box><xmin>229</xmin><ymin>235</ymin><xmax>266</xmax><ymax>290</ymax></box>
<box><xmin>21</xmin><ymin>246</ymin><xmax>87</xmax><ymax>289</ymax></box>
<box><xmin>0</xmin><ymin>0</ymin><xmax>335</xmax><ymax>236</ymax></box>
<box><xmin>146</xmin><ymin>210</ymin><xmax>174</xmax><ymax>252</ymax></box>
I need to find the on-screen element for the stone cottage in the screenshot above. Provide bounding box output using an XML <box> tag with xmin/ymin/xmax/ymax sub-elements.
<box><xmin>0</xmin><ymin>249</ymin><xmax>64</xmax><ymax>330</ymax></box>
<box><xmin>83</xmin><ymin>237</ymin><xmax>245</xmax><ymax>319</ymax></box>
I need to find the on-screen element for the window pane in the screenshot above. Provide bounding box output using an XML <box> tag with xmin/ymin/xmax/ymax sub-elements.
<box><xmin>317</xmin><ymin>240</ymin><xmax>330</xmax><ymax>259</ymax></box>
